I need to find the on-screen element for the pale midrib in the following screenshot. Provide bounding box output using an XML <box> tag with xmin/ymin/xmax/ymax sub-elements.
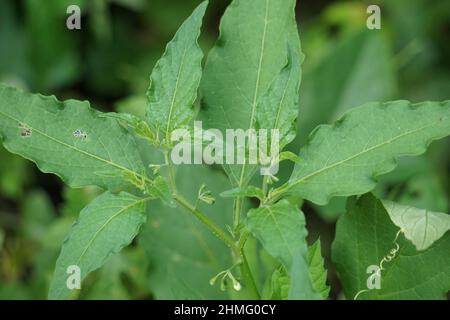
<box><xmin>290</xmin><ymin>122</ymin><xmax>438</xmax><ymax>189</ymax></box>
<box><xmin>0</xmin><ymin>111</ymin><xmax>148</xmax><ymax>183</ymax></box>
<box><xmin>238</xmin><ymin>0</ymin><xmax>270</xmax><ymax>188</ymax></box>
<box><xmin>75</xmin><ymin>197</ymin><xmax>149</xmax><ymax>266</ymax></box>
<box><xmin>165</xmin><ymin>45</ymin><xmax>189</xmax><ymax>140</ymax></box>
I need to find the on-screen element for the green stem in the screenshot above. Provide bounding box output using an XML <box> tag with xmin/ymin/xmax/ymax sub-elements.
<box><xmin>238</xmin><ymin>248</ymin><xmax>260</xmax><ymax>299</ymax></box>
<box><xmin>233</xmin><ymin>196</ymin><xmax>243</xmax><ymax>229</ymax></box>
<box><xmin>164</xmin><ymin>149</ymin><xmax>259</xmax><ymax>299</ymax></box>
<box><xmin>164</xmin><ymin>150</ymin><xmax>177</xmax><ymax>193</ymax></box>
<box><xmin>175</xmin><ymin>194</ymin><xmax>259</xmax><ymax>299</ymax></box>
<box><xmin>174</xmin><ymin>194</ymin><xmax>236</xmax><ymax>249</ymax></box>
<box><xmin>268</xmin><ymin>183</ymin><xmax>290</xmax><ymax>205</ymax></box>
<box><xmin>262</xmin><ymin>175</ymin><xmax>269</xmax><ymax>198</ymax></box>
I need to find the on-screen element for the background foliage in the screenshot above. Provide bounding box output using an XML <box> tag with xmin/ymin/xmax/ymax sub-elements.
<box><xmin>0</xmin><ymin>0</ymin><xmax>449</xmax><ymax>299</ymax></box>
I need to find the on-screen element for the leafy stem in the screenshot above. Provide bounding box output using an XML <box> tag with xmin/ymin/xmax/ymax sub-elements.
<box><xmin>173</xmin><ymin>193</ymin><xmax>235</xmax><ymax>249</ymax></box>
<box><xmin>163</xmin><ymin>149</ymin><xmax>260</xmax><ymax>298</ymax></box>
<box><xmin>174</xmin><ymin>193</ymin><xmax>260</xmax><ymax>299</ymax></box>
<box><xmin>237</xmin><ymin>247</ymin><xmax>261</xmax><ymax>299</ymax></box>
<box><xmin>262</xmin><ymin>175</ymin><xmax>269</xmax><ymax>200</ymax></box>
<box><xmin>233</xmin><ymin>196</ymin><xmax>243</xmax><ymax>230</ymax></box>
<box><xmin>164</xmin><ymin>150</ymin><xmax>177</xmax><ymax>193</ymax></box>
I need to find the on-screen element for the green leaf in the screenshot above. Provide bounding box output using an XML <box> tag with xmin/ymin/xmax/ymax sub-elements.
<box><xmin>24</xmin><ymin>0</ymin><xmax>83</xmax><ymax>91</ymax></box>
<box><xmin>396</xmin><ymin>170</ymin><xmax>449</xmax><ymax>213</ymax></box>
<box><xmin>21</xmin><ymin>190</ymin><xmax>55</xmax><ymax>242</ymax></box>
<box><xmin>246</xmin><ymin>200</ymin><xmax>307</xmax><ymax>270</ymax></box>
<box><xmin>382</xmin><ymin>200</ymin><xmax>450</xmax><ymax>251</ymax></box>
<box><xmin>60</xmin><ymin>186</ymin><xmax>102</xmax><ymax>218</ymax></box>
<box><xmin>333</xmin><ymin>193</ymin><xmax>450</xmax><ymax>299</ymax></box>
<box><xmin>0</xmin><ymin>145</ymin><xmax>31</xmax><ymax>199</ymax></box>
<box><xmin>0</xmin><ymin>85</ymin><xmax>145</xmax><ymax>191</ymax></box>
<box><xmin>288</xmin><ymin>252</ymin><xmax>322</xmax><ymax>300</ymax></box>
<box><xmin>308</xmin><ymin>240</ymin><xmax>330</xmax><ymax>299</ymax></box>
<box><xmin>100</xmin><ymin>112</ymin><xmax>156</xmax><ymax>144</ymax></box>
<box><xmin>221</xmin><ymin>186</ymin><xmax>264</xmax><ymax>201</ymax></box>
<box><xmin>139</xmin><ymin>165</ymin><xmax>232</xmax><ymax>299</ymax></box>
<box><xmin>145</xmin><ymin>175</ymin><xmax>176</xmax><ymax>208</ymax></box>
<box><xmin>246</xmin><ymin>200</ymin><xmax>319</xmax><ymax>301</ymax></box>
<box><xmin>277</xmin><ymin>29</ymin><xmax>396</xmax><ymax>185</ymax></box>
<box><xmin>256</xmin><ymin>45</ymin><xmax>302</xmax><ymax>149</ymax></box>
<box><xmin>48</xmin><ymin>192</ymin><xmax>147</xmax><ymax>300</ymax></box>
<box><xmin>294</xmin><ymin>30</ymin><xmax>396</xmax><ymax>148</ymax></box>
<box><xmin>266</xmin><ymin>267</ymin><xmax>290</xmax><ymax>300</ymax></box>
<box><xmin>145</xmin><ymin>1</ymin><xmax>208</xmax><ymax>141</ymax></box>
<box><xmin>200</xmin><ymin>0</ymin><xmax>301</xmax><ymax>186</ymax></box>
<box><xmin>285</xmin><ymin>101</ymin><xmax>450</xmax><ymax>205</ymax></box>
<box><xmin>278</xmin><ymin>151</ymin><xmax>301</xmax><ymax>164</ymax></box>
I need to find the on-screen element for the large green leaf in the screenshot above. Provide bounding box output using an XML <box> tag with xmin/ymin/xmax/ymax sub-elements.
<box><xmin>284</xmin><ymin>100</ymin><xmax>450</xmax><ymax>205</ymax></box>
<box><xmin>146</xmin><ymin>1</ymin><xmax>207</xmax><ymax>141</ymax></box>
<box><xmin>382</xmin><ymin>200</ymin><xmax>450</xmax><ymax>251</ymax></box>
<box><xmin>333</xmin><ymin>193</ymin><xmax>450</xmax><ymax>299</ymax></box>
<box><xmin>246</xmin><ymin>200</ymin><xmax>308</xmax><ymax>270</ymax></box>
<box><xmin>200</xmin><ymin>0</ymin><xmax>301</xmax><ymax>186</ymax></box>
<box><xmin>48</xmin><ymin>191</ymin><xmax>147</xmax><ymax>299</ymax></box>
<box><xmin>0</xmin><ymin>85</ymin><xmax>145</xmax><ymax>190</ymax></box>
<box><xmin>139</xmin><ymin>165</ymin><xmax>232</xmax><ymax>299</ymax></box>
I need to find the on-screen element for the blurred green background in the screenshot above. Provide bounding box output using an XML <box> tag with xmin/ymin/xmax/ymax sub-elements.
<box><xmin>0</xmin><ymin>0</ymin><xmax>449</xmax><ymax>299</ymax></box>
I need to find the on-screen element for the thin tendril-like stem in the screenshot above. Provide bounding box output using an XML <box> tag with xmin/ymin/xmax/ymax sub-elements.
<box><xmin>353</xmin><ymin>229</ymin><xmax>403</xmax><ymax>300</ymax></box>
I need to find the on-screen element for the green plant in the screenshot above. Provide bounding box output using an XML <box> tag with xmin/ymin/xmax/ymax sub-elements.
<box><xmin>0</xmin><ymin>0</ymin><xmax>449</xmax><ymax>300</ymax></box>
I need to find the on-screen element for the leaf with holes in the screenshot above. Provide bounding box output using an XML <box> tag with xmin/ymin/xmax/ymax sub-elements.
<box><xmin>0</xmin><ymin>85</ymin><xmax>145</xmax><ymax>191</ymax></box>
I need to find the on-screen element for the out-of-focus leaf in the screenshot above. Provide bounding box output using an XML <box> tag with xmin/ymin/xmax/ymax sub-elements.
<box><xmin>294</xmin><ymin>30</ymin><xmax>396</xmax><ymax>149</ymax></box>
<box><xmin>60</xmin><ymin>186</ymin><xmax>102</xmax><ymax>218</ymax></box>
<box><xmin>24</xmin><ymin>0</ymin><xmax>84</xmax><ymax>91</ymax></box>
<box><xmin>21</xmin><ymin>190</ymin><xmax>55</xmax><ymax>242</ymax></box>
<box><xmin>397</xmin><ymin>172</ymin><xmax>449</xmax><ymax>213</ymax></box>
<box><xmin>0</xmin><ymin>146</ymin><xmax>31</xmax><ymax>199</ymax></box>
